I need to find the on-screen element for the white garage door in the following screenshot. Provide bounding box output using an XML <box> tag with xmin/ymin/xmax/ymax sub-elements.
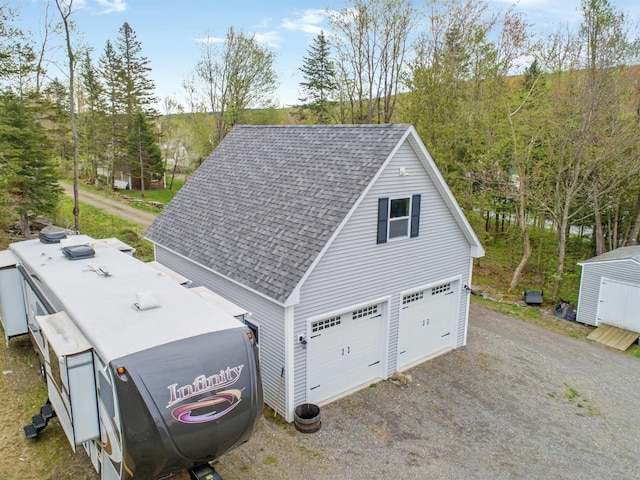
<box><xmin>307</xmin><ymin>303</ymin><xmax>385</xmax><ymax>404</ymax></box>
<box><xmin>397</xmin><ymin>281</ymin><xmax>457</xmax><ymax>369</ymax></box>
<box><xmin>597</xmin><ymin>279</ymin><xmax>640</xmax><ymax>332</ymax></box>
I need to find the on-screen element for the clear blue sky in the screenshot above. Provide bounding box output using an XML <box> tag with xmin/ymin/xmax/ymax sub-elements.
<box><xmin>8</xmin><ymin>0</ymin><xmax>640</xmax><ymax>110</ymax></box>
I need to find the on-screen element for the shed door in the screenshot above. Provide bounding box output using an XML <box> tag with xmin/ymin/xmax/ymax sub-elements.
<box><xmin>597</xmin><ymin>279</ymin><xmax>640</xmax><ymax>332</ymax></box>
<box><xmin>307</xmin><ymin>303</ymin><xmax>385</xmax><ymax>404</ymax></box>
<box><xmin>397</xmin><ymin>282</ymin><xmax>457</xmax><ymax>369</ymax></box>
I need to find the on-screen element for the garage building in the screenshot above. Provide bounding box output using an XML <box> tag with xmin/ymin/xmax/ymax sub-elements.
<box><xmin>145</xmin><ymin>124</ymin><xmax>484</xmax><ymax>421</ymax></box>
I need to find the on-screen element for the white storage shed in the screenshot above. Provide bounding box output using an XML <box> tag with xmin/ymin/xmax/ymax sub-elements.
<box><xmin>577</xmin><ymin>246</ymin><xmax>640</xmax><ymax>333</ymax></box>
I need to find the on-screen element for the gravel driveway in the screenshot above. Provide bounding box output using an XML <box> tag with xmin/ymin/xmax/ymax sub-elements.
<box><xmin>211</xmin><ymin>303</ymin><xmax>640</xmax><ymax>480</ymax></box>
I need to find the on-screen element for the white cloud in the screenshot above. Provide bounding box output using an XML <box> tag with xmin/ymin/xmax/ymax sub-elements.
<box><xmin>193</xmin><ymin>32</ymin><xmax>280</xmax><ymax>48</ymax></box>
<box><xmin>282</xmin><ymin>19</ymin><xmax>324</xmax><ymax>35</ymax></box>
<box><xmin>253</xmin><ymin>17</ymin><xmax>273</xmax><ymax>29</ymax></box>
<box><xmin>297</xmin><ymin>9</ymin><xmax>327</xmax><ymax>25</ymax></box>
<box><xmin>193</xmin><ymin>36</ymin><xmax>225</xmax><ymax>44</ymax></box>
<box><xmin>95</xmin><ymin>0</ymin><xmax>127</xmax><ymax>14</ymax></box>
<box><xmin>252</xmin><ymin>31</ymin><xmax>281</xmax><ymax>48</ymax></box>
<box><xmin>282</xmin><ymin>8</ymin><xmax>327</xmax><ymax>35</ymax></box>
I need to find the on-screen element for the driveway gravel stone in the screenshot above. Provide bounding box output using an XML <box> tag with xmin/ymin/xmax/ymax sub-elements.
<box><xmin>212</xmin><ymin>303</ymin><xmax>640</xmax><ymax>480</ymax></box>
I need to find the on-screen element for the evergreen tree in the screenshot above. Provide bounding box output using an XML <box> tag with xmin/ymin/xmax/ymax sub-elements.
<box><xmin>0</xmin><ymin>4</ymin><xmax>37</xmax><ymax>96</ymax></box>
<box><xmin>116</xmin><ymin>22</ymin><xmax>157</xmax><ymax>121</ymax></box>
<box><xmin>298</xmin><ymin>31</ymin><xmax>336</xmax><ymax>124</ymax></box>
<box><xmin>78</xmin><ymin>51</ymin><xmax>108</xmax><ymax>180</ymax></box>
<box><xmin>0</xmin><ymin>92</ymin><xmax>61</xmax><ymax>238</ymax></box>
<box><xmin>127</xmin><ymin>109</ymin><xmax>162</xmax><ymax>198</ymax></box>
<box><xmin>99</xmin><ymin>39</ymin><xmax>127</xmax><ymax>189</ymax></box>
<box><xmin>41</xmin><ymin>79</ymin><xmax>72</xmax><ymax>173</ymax></box>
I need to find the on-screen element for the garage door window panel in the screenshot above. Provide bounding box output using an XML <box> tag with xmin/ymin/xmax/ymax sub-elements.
<box><xmin>312</xmin><ymin>316</ymin><xmax>341</xmax><ymax>333</ymax></box>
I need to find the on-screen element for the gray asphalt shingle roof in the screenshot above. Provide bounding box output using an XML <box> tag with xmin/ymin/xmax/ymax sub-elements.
<box><xmin>579</xmin><ymin>245</ymin><xmax>640</xmax><ymax>265</ymax></box>
<box><xmin>146</xmin><ymin>124</ymin><xmax>412</xmax><ymax>303</ymax></box>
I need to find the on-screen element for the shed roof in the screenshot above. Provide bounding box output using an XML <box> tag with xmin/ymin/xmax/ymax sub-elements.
<box><xmin>578</xmin><ymin>245</ymin><xmax>640</xmax><ymax>266</ymax></box>
<box><xmin>146</xmin><ymin>124</ymin><xmax>482</xmax><ymax>305</ymax></box>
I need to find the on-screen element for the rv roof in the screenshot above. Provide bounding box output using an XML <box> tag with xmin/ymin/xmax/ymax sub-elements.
<box><xmin>10</xmin><ymin>235</ymin><xmax>244</xmax><ymax>363</ymax></box>
<box><xmin>0</xmin><ymin>249</ymin><xmax>18</xmax><ymax>269</ymax></box>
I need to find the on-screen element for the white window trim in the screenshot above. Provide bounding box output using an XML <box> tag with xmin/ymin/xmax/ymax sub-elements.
<box><xmin>388</xmin><ymin>196</ymin><xmax>411</xmax><ymax>241</ymax></box>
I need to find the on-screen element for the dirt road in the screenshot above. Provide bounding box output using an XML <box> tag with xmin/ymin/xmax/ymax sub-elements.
<box><xmin>59</xmin><ymin>183</ymin><xmax>158</xmax><ymax>228</ymax></box>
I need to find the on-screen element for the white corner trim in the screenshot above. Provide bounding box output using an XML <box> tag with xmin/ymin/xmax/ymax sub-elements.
<box><xmin>284</xmin><ymin>305</ymin><xmax>296</xmax><ymax>423</ymax></box>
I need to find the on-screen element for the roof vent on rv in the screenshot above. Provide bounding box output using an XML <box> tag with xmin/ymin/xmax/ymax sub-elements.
<box><xmin>134</xmin><ymin>290</ymin><xmax>161</xmax><ymax>311</ymax></box>
<box><xmin>61</xmin><ymin>244</ymin><xmax>96</xmax><ymax>260</ymax></box>
<box><xmin>39</xmin><ymin>228</ymin><xmax>67</xmax><ymax>244</ymax></box>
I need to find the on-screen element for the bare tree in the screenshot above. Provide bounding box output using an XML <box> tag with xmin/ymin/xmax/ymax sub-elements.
<box><xmin>328</xmin><ymin>0</ymin><xmax>416</xmax><ymax>123</ymax></box>
<box><xmin>55</xmin><ymin>0</ymin><xmax>80</xmax><ymax>231</ymax></box>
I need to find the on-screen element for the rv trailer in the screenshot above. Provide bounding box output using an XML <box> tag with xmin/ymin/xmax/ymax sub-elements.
<box><xmin>0</xmin><ymin>234</ymin><xmax>262</xmax><ymax>480</ymax></box>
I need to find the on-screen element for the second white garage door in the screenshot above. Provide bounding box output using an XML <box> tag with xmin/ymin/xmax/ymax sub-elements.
<box><xmin>307</xmin><ymin>303</ymin><xmax>386</xmax><ymax>404</ymax></box>
<box><xmin>397</xmin><ymin>281</ymin><xmax>458</xmax><ymax>369</ymax></box>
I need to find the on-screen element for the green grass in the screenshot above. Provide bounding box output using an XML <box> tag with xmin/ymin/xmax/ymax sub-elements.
<box><xmin>262</xmin><ymin>405</ymin><xmax>290</xmax><ymax>426</ymax></box>
<box><xmin>53</xmin><ymin>197</ymin><xmax>154</xmax><ymax>262</ymax></box>
<box><xmin>626</xmin><ymin>345</ymin><xmax>640</xmax><ymax>359</ymax></box>
<box><xmin>262</xmin><ymin>455</ymin><xmax>278</xmax><ymax>466</ymax></box>
<box><xmin>61</xmin><ymin>176</ymin><xmax>185</xmax><ymax>213</ymax></box>
<box><xmin>122</xmin><ymin>177</ymin><xmax>185</xmax><ymax>203</ymax></box>
<box><xmin>471</xmin><ymin>296</ymin><xmax>594</xmax><ymax>340</ymax></box>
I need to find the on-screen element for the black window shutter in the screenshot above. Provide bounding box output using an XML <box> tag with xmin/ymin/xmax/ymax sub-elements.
<box><xmin>377</xmin><ymin>198</ymin><xmax>389</xmax><ymax>244</ymax></box>
<box><xmin>410</xmin><ymin>194</ymin><xmax>421</xmax><ymax>238</ymax></box>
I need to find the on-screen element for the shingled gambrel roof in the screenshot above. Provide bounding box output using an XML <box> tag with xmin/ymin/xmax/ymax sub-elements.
<box><xmin>146</xmin><ymin>124</ymin><xmax>413</xmax><ymax>304</ymax></box>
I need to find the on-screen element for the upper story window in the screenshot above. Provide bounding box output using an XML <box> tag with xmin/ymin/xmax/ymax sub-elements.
<box><xmin>389</xmin><ymin>198</ymin><xmax>411</xmax><ymax>239</ymax></box>
<box><xmin>377</xmin><ymin>194</ymin><xmax>421</xmax><ymax>244</ymax></box>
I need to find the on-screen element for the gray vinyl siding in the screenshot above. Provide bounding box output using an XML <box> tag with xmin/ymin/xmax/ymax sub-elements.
<box><xmin>293</xmin><ymin>140</ymin><xmax>472</xmax><ymax>406</ymax></box>
<box><xmin>577</xmin><ymin>260</ymin><xmax>640</xmax><ymax>326</ymax></box>
<box><xmin>154</xmin><ymin>246</ymin><xmax>287</xmax><ymax>410</ymax></box>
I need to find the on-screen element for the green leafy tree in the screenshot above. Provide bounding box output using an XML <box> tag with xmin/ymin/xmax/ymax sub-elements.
<box><xmin>403</xmin><ymin>0</ymin><xmax>528</xmax><ymax>207</ymax></box>
<box><xmin>298</xmin><ymin>31</ymin><xmax>337</xmax><ymax>124</ymax></box>
<box><xmin>534</xmin><ymin>0</ymin><xmax>640</xmax><ymax>298</ymax></box>
<box><xmin>194</xmin><ymin>27</ymin><xmax>277</xmax><ymax>143</ymax></box>
<box><xmin>0</xmin><ymin>93</ymin><xmax>61</xmax><ymax>237</ymax></box>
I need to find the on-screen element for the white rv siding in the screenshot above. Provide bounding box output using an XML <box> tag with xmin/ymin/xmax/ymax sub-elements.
<box><xmin>154</xmin><ymin>246</ymin><xmax>287</xmax><ymax>412</ymax></box>
<box><xmin>577</xmin><ymin>259</ymin><xmax>640</xmax><ymax>326</ymax></box>
<box><xmin>293</xmin><ymin>140</ymin><xmax>472</xmax><ymax>407</ymax></box>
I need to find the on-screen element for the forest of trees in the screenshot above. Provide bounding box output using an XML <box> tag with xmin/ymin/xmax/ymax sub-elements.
<box><xmin>1</xmin><ymin>0</ymin><xmax>639</xmax><ymax>299</ymax></box>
